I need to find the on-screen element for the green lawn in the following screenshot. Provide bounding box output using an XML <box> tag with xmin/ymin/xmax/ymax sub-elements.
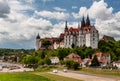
<box><xmin>0</xmin><ymin>72</ymin><xmax>53</xmax><ymax>81</ymax></box>
<box><xmin>34</xmin><ymin>72</ymin><xmax>82</xmax><ymax>81</ymax></box>
<box><xmin>80</xmin><ymin>68</ymin><xmax>120</xmax><ymax>77</ymax></box>
<box><xmin>0</xmin><ymin>72</ymin><xmax>82</xmax><ymax>81</ymax></box>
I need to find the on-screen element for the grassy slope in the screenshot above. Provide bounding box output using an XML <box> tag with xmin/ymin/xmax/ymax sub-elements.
<box><xmin>0</xmin><ymin>72</ymin><xmax>53</xmax><ymax>81</ymax></box>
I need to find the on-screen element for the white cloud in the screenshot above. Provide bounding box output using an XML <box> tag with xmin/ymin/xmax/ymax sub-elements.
<box><xmin>0</xmin><ymin>0</ymin><xmax>10</xmax><ymax>17</ymax></box>
<box><xmin>35</xmin><ymin>10</ymin><xmax>69</xmax><ymax>20</ymax></box>
<box><xmin>72</xmin><ymin>0</ymin><xmax>120</xmax><ymax>40</ymax></box>
<box><xmin>8</xmin><ymin>0</ymin><xmax>34</xmax><ymax>11</ymax></box>
<box><xmin>72</xmin><ymin>0</ymin><xmax>113</xmax><ymax>19</ymax></box>
<box><xmin>0</xmin><ymin>0</ymin><xmax>54</xmax><ymax>48</ymax></box>
<box><xmin>53</xmin><ymin>7</ymin><xmax>66</xmax><ymax>12</ymax></box>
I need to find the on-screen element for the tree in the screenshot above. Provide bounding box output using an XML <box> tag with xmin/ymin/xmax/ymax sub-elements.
<box><xmin>44</xmin><ymin>57</ymin><xmax>51</xmax><ymax>65</ymax></box>
<box><xmin>91</xmin><ymin>55</ymin><xmax>100</xmax><ymax>67</ymax></box>
<box><xmin>65</xmin><ymin>60</ymin><xmax>80</xmax><ymax>70</ymax></box>
<box><xmin>22</xmin><ymin>55</ymin><xmax>39</xmax><ymax>70</ymax></box>
<box><xmin>42</xmin><ymin>40</ymin><xmax>51</xmax><ymax>49</ymax></box>
<box><xmin>72</xmin><ymin>62</ymin><xmax>80</xmax><ymax>70</ymax></box>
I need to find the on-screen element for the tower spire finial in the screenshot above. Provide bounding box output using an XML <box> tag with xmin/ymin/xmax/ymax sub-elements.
<box><xmin>64</xmin><ymin>20</ymin><xmax>68</xmax><ymax>32</ymax></box>
<box><xmin>81</xmin><ymin>15</ymin><xmax>85</xmax><ymax>28</ymax></box>
<box><xmin>36</xmin><ymin>33</ymin><xmax>40</xmax><ymax>39</ymax></box>
<box><xmin>86</xmin><ymin>14</ymin><xmax>90</xmax><ymax>27</ymax></box>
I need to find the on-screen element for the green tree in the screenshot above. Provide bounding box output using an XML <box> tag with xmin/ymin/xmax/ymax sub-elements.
<box><xmin>65</xmin><ymin>60</ymin><xmax>80</xmax><ymax>70</ymax></box>
<box><xmin>44</xmin><ymin>57</ymin><xmax>51</xmax><ymax>65</ymax></box>
<box><xmin>91</xmin><ymin>55</ymin><xmax>100</xmax><ymax>67</ymax></box>
<box><xmin>72</xmin><ymin>62</ymin><xmax>80</xmax><ymax>70</ymax></box>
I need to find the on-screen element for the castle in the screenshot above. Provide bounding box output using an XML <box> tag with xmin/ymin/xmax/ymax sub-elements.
<box><xmin>36</xmin><ymin>15</ymin><xmax>99</xmax><ymax>50</ymax></box>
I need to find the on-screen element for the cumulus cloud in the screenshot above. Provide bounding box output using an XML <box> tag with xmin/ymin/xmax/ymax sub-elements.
<box><xmin>53</xmin><ymin>7</ymin><xmax>66</xmax><ymax>12</ymax></box>
<box><xmin>0</xmin><ymin>0</ymin><xmax>10</xmax><ymax>18</ymax></box>
<box><xmin>72</xmin><ymin>0</ymin><xmax>120</xmax><ymax>40</ymax></box>
<box><xmin>8</xmin><ymin>0</ymin><xmax>34</xmax><ymax>11</ymax></box>
<box><xmin>35</xmin><ymin>10</ymin><xmax>69</xmax><ymax>20</ymax></box>
<box><xmin>0</xmin><ymin>0</ymin><xmax>54</xmax><ymax>48</ymax></box>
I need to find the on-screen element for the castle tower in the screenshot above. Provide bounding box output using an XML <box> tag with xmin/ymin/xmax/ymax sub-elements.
<box><xmin>64</xmin><ymin>21</ymin><xmax>68</xmax><ymax>32</ymax></box>
<box><xmin>35</xmin><ymin>33</ymin><xmax>41</xmax><ymax>51</ymax></box>
<box><xmin>86</xmin><ymin>14</ymin><xmax>90</xmax><ymax>27</ymax></box>
<box><xmin>81</xmin><ymin>16</ymin><xmax>85</xmax><ymax>28</ymax></box>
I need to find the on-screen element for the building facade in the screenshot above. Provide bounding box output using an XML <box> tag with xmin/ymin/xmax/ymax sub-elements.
<box><xmin>64</xmin><ymin>15</ymin><xmax>99</xmax><ymax>49</ymax></box>
<box><xmin>35</xmin><ymin>15</ymin><xmax>99</xmax><ymax>50</ymax></box>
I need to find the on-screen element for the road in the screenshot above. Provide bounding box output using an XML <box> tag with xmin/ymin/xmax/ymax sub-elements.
<box><xmin>49</xmin><ymin>71</ymin><xmax>120</xmax><ymax>81</ymax></box>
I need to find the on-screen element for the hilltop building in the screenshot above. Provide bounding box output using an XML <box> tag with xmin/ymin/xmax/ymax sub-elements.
<box><xmin>101</xmin><ymin>35</ymin><xmax>115</xmax><ymax>41</ymax></box>
<box><xmin>35</xmin><ymin>15</ymin><xmax>99</xmax><ymax>50</ymax></box>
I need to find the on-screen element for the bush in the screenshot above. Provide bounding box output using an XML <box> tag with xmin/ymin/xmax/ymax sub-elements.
<box><xmin>65</xmin><ymin>60</ymin><xmax>80</xmax><ymax>70</ymax></box>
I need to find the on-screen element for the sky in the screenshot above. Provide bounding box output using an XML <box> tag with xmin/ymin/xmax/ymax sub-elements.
<box><xmin>0</xmin><ymin>0</ymin><xmax>120</xmax><ymax>49</ymax></box>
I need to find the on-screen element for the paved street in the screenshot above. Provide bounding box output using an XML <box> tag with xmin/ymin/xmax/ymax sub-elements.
<box><xmin>50</xmin><ymin>71</ymin><xmax>120</xmax><ymax>81</ymax></box>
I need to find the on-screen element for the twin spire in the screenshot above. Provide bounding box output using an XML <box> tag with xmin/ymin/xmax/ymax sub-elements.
<box><xmin>64</xmin><ymin>15</ymin><xmax>90</xmax><ymax>32</ymax></box>
<box><xmin>81</xmin><ymin>15</ymin><xmax>90</xmax><ymax>28</ymax></box>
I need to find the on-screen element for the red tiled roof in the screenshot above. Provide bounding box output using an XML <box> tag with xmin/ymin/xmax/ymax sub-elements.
<box><xmin>78</xmin><ymin>59</ymin><xmax>83</xmax><ymax>63</ymax></box>
<box><xmin>99</xmin><ymin>59</ymin><xmax>106</xmax><ymax>63</ymax></box>
<box><xmin>87</xmin><ymin>59</ymin><xmax>92</xmax><ymax>62</ymax></box>
<box><xmin>66</xmin><ymin>53</ymin><xmax>81</xmax><ymax>58</ymax></box>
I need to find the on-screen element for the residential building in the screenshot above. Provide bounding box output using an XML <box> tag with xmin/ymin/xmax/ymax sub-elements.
<box><xmin>50</xmin><ymin>57</ymin><xmax>59</xmax><ymax>64</ymax></box>
<box><xmin>92</xmin><ymin>52</ymin><xmax>111</xmax><ymax>66</ymax></box>
<box><xmin>64</xmin><ymin>53</ymin><xmax>82</xmax><ymax>64</ymax></box>
<box><xmin>113</xmin><ymin>60</ymin><xmax>120</xmax><ymax>69</ymax></box>
<box><xmin>101</xmin><ymin>35</ymin><xmax>115</xmax><ymax>41</ymax></box>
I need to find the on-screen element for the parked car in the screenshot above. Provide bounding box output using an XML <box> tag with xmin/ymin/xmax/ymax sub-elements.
<box><xmin>52</xmin><ymin>69</ymin><xmax>58</xmax><ymax>73</ymax></box>
<box><xmin>63</xmin><ymin>69</ymin><xmax>67</xmax><ymax>72</ymax></box>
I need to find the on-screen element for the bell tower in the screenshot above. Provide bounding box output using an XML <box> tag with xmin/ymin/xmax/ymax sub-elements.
<box><xmin>35</xmin><ymin>33</ymin><xmax>41</xmax><ymax>51</ymax></box>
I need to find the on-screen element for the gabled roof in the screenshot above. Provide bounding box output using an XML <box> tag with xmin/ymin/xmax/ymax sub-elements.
<box><xmin>66</xmin><ymin>53</ymin><xmax>80</xmax><ymax>58</ymax></box>
<box><xmin>102</xmin><ymin>35</ymin><xmax>115</xmax><ymax>41</ymax></box>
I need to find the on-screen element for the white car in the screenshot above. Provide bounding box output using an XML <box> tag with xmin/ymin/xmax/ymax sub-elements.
<box><xmin>63</xmin><ymin>69</ymin><xmax>67</xmax><ymax>72</ymax></box>
<box><xmin>53</xmin><ymin>69</ymin><xmax>58</xmax><ymax>73</ymax></box>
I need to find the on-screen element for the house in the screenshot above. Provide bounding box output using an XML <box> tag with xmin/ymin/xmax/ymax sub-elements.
<box><xmin>113</xmin><ymin>60</ymin><xmax>120</xmax><ymax>69</ymax></box>
<box><xmin>83</xmin><ymin>58</ymin><xmax>92</xmax><ymax>67</ymax></box>
<box><xmin>101</xmin><ymin>35</ymin><xmax>115</xmax><ymax>41</ymax></box>
<box><xmin>50</xmin><ymin>57</ymin><xmax>59</xmax><ymax>64</ymax></box>
<box><xmin>64</xmin><ymin>53</ymin><xmax>82</xmax><ymax>64</ymax></box>
<box><xmin>92</xmin><ymin>52</ymin><xmax>111</xmax><ymax>67</ymax></box>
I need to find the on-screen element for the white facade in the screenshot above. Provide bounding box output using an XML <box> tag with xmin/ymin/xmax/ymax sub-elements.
<box><xmin>35</xmin><ymin>34</ymin><xmax>41</xmax><ymax>51</ymax></box>
<box><xmin>50</xmin><ymin>57</ymin><xmax>59</xmax><ymax>64</ymax></box>
<box><xmin>64</xmin><ymin>26</ymin><xmax>99</xmax><ymax>49</ymax></box>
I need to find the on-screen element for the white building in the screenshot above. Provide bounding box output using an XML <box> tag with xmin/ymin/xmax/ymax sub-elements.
<box><xmin>35</xmin><ymin>33</ymin><xmax>41</xmax><ymax>51</ymax></box>
<box><xmin>64</xmin><ymin>15</ymin><xmax>99</xmax><ymax>49</ymax></box>
<box><xmin>113</xmin><ymin>60</ymin><xmax>120</xmax><ymax>69</ymax></box>
<box><xmin>50</xmin><ymin>57</ymin><xmax>59</xmax><ymax>64</ymax></box>
<box><xmin>35</xmin><ymin>15</ymin><xmax>99</xmax><ymax>50</ymax></box>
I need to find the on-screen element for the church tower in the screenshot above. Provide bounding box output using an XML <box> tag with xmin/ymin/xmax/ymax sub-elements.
<box><xmin>35</xmin><ymin>33</ymin><xmax>41</xmax><ymax>51</ymax></box>
<box><xmin>64</xmin><ymin>21</ymin><xmax>68</xmax><ymax>32</ymax></box>
<box><xmin>81</xmin><ymin>16</ymin><xmax>85</xmax><ymax>28</ymax></box>
<box><xmin>86</xmin><ymin>14</ymin><xmax>90</xmax><ymax>27</ymax></box>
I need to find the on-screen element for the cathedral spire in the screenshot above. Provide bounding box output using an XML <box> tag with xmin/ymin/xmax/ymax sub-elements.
<box><xmin>36</xmin><ymin>33</ymin><xmax>40</xmax><ymax>39</ymax></box>
<box><xmin>64</xmin><ymin>20</ymin><xmax>68</xmax><ymax>32</ymax></box>
<box><xmin>81</xmin><ymin>16</ymin><xmax>85</xmax><ymax>28</ymax></box>
<box><xmin>86</xmin><ymin>14</ymin><xmax>90</xmax><ymax>27</ymax></box>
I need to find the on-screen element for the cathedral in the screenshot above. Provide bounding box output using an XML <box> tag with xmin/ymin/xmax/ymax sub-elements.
<box><xmin>35</xmin><ymin>15</ymin><xmax>99</xmax><ymax>50</ymax></box>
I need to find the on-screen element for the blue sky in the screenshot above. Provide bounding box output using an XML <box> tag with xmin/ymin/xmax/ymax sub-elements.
<box><xmin>0</xmin><ymin>0</ymin><xmax>120</xmax><ymax>49</ymax></box>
